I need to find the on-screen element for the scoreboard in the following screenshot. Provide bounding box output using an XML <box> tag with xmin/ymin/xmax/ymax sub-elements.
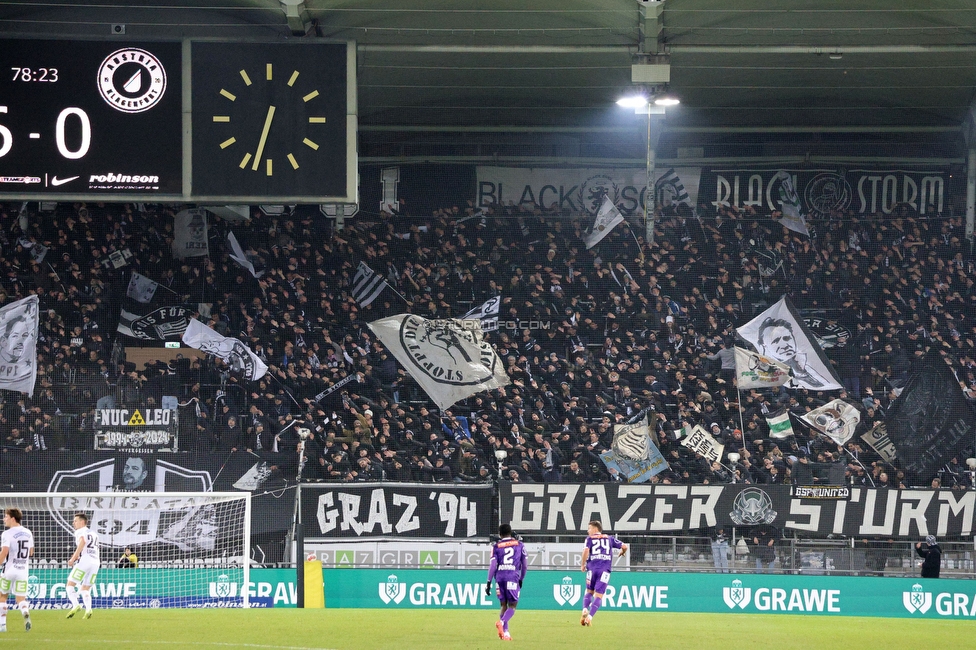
<box><xmin>0</xmin><ymin>39</ymin><xmax>356</xmax><ymax>203</ymax></box>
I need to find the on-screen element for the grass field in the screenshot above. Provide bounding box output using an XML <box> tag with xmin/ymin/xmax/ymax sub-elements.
<box><xmin>0</xmin><ymin>609</ymin><xmax>972</xmax><ymax>650</ymax></box>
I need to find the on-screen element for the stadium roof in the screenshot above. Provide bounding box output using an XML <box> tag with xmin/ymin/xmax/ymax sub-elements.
<box><xmin>1</xmin><ymin>1</ymin><xmax>974</xmax><ymax>140</ymax></box>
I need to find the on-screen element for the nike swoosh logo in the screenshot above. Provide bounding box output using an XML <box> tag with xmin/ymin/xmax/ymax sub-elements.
<box><xmin>51</xmin><ymin>175</ymin><xmax>80</xmax><ymax>186</ymax></box>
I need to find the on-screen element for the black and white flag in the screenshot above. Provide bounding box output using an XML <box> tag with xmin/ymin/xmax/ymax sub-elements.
<box><xmin>126</xmin><ymin>272</ymin><xmax>159</xmax><ymax>304</ymax></box>
<box><xmin>117</xmin><ymin>306</ymin><xmax>189</xmax><ymax>340</ymax></box>
<box><xmin>736</xmin><ymin>296</ymin><xmax>842</xmax><ymax>391</ymax></box>
<box><xmin>227</xmin><ymin>232</ymin><xmax>264</xmax><ymax>279</ymax></box>
<box><xmin>352</xmin><ymin>262</ymin><xmax>389</xmax><ymax>307</ymax></box>
<box><xmin>463</xmin><ymin>296</ymin><xmax>501</xmax><ymax>332</ymax></box>
<box><xmin>774</xmin><ymin>170</ymin><xmax>810</xmax><ymax>236</ymax></box>
<box><xmin>582</xmin><ymin>196</ymin><xmax>625</xmax><ymax>249</ymax></box>
<box><xmin>368</xmin><ymin>314</ymin><xmax>510</xmax><ymax>410</ymax></box>
<box><xmin>172</xmin><ymin>209</ymin><xmax>209</xmax><ymax>259</ymax></box>
<box><xmin>0</xmin><ymin>295</ymin><xmax>38</xmax><ymax>396</ymax></box>
<box><xmin>182</xmin><ymin>319</ymin><xmax>268</xmax><ymax>381</ymax></box>
<box><xmin>800</xmin><ymin>399</ymin><xmax>861</xmax><ymax>446</ymax></box>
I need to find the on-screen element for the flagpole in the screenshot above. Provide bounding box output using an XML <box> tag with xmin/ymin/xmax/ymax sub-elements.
<box><xmin>735</xmin><ymin>384</ymin><xmax>747</xmax><ymax>453</ymax></box>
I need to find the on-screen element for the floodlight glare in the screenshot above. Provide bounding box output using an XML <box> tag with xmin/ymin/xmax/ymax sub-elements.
<box><xmin>654</xmin><ymin>96</ymin><xmax>680</xmax><ymax>107</ymax></box>
<box><xmin>616</xmin><ymin>95</ymin><xmax>648</xmax><ymax>109</ymax></box>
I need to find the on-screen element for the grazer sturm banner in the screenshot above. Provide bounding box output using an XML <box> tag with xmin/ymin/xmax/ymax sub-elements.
<box><xmin>475</xmin><ymin>166</ymin><xmax>701</xmax><ymax>216</ymax></box>
<box><xmin>324</xmin><ymin>568</ymin><xmax>976</xmax><ymax>619</ymax></box>
<box><xmin>306</xmin><ymin>541</ymin><xmax>628</xmax><ymax>571</ymax></box>
<box><xmin>93</xmin><ymin>407</ymin><xmax>180</xmax><ymax>452</ymax></box>
<box><xmin>700</xmin><ymin>167</ymin><xmax>947</xmax><ymax>218</ymax></box>
<box><xmin>498</xmin><ymin>482</ymin><xmax>976</xmax><ymax>539</ymax></box>
<box><xmin>18</xmin><ymin>568</ymin><xmax>295</xmax><ymax>609</ymax></box>
<box><xmin>300</xmin><ymin>483</ymin><xmax>493</xmax><ymax>540</ymax></box>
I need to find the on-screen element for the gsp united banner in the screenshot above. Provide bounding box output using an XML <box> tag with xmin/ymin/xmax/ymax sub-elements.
<box><xmin>476</xmin><ymin>166</ymin><xmax>701</xmax><ymax>216</ymax></box>
<box><xmin>324</xmin><ymin>568</ymin><xmax>976</xmax><ymax>619</ymax></box>
<box><xmin>300</xmin><ymin>483</ymin><xmax>493</xmax><ymax>540</ymax></box>
<box><xmin>700</xmin><ymin>167</ymin><xmax>948</xmax><ymax>218</ymax></box>
<box><xmin>498</xmin><ymin>483</ymin><xmax>976</xmax><ymax>539</ymax></box>
<box><xmin>94</xmin><ymin>407</ymin><xmax>179</xmax><ymax>452</ymax></box>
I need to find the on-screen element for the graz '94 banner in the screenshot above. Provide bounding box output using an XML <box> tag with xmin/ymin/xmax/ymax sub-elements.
<box><xmin>300</xmin><ymin>483</ymin><xmax>493</xmax><ymax>540</ymax></box>
<box><xmin>498</xmin><ymin>483</ymin><xmax>976</xmax><ymax>540</ymax></box>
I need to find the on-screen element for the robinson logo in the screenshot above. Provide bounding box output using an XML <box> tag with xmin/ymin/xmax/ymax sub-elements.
<box><xmin>903</xmin><ymin>584</ymin><xmax>932</xmax><ymax>614</ymax></box>
<box><xmin>379</xmin><ymin>574</ymin><xmax>407</xmax><ymax>605</ymax></box>
<box><xmin>97</xmin><ymin>48</ymin><xmax>167</xmax><ymax>113</ymax></box>
<box><xmin>552</xmin><ymin>576</ymin><xmax>582</xmax><ymax>607</ymax></box>
<box><xmin>723</xmin><ymin>579</ymin><xmax>752</xmax><ymax>609</ymax></box>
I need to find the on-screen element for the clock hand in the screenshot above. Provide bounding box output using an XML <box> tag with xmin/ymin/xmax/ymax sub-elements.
<box><xmin>251</xmin><ymin>105</ymin><xmax>276</xmax><ymax>171</ymax></box>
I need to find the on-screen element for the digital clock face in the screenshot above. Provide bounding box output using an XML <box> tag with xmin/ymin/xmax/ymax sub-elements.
<box><xmin>0</xmin><ymin>39</ymin><xmax>182</xmax><ymax>197</ymax></box>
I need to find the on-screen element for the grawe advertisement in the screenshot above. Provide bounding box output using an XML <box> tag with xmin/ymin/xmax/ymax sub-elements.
<box><xmin>322</xmin><ymin>569</ymin><xmax>976</xmax><ymax>619</ymax></box>
<box><xmin>22</xmin><ymin>568</ymin><xmax>295</xmax><ymax>609</ymax></box>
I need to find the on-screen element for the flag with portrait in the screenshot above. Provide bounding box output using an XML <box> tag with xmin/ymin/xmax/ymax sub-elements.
<box><xmin>0</xmin><ymin>295</ymin><xmax>39</xmax><ymax>396</ymax></box>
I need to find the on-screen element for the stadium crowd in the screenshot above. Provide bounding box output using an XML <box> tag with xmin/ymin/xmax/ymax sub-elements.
<box><xmin>0</xmin><ymin>197</ymin><xmax>975</xmax><ymax>491</ymax></box>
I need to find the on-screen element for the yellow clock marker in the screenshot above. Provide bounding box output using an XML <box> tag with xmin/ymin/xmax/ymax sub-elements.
<box><xmin>220</xmin><ymin>89</ymin><xmax>236</xmax><ymax>101</ymax></box>
<box><xmin>303</xmin><ymin>138</ymin><xmax>319</xmax><ymax>150</ymax></box>
<box><xmin>213</xmin><ymin>116</ymin><xmax>230</xmax><ymax>123</ymax></box>
<box><xmin>219</xmin><ymin>137</ymin><xmax>236</xmax><ymax>149</ymax></box>
<box><xmin>308</xmin><ymin>117</ymin><xmax>326</xmax><ymax>123</ymax></box>
<box><xmin>287</xmin><ymin>153</ymin><xmax>299</xmax><ymax>169</ymax></box>
<box><xmin>303</xmin><ymin>90</ymin><xmax>319</xmax><ymax>102</ymax></box>
<box><xmin>266</xmin><ymin>159</ymin><xmax>273</xmax><ymax>176</ymax></box>
<box><xmin>239</xmin><ymin>70</ymin><xmax>252</xmax><ymax>86</ymax></box>
<box><xmin>266</xmin><ymin>63</ymin><xmax>273</xmax><ymax>80</ymax></box>
<box><xmin>251</xmin><ymin>105</ymin><xmax>276</xmax><ymax>171</ymax></box>
<box><xmin>239</xmin><ymin>153</ymin><xmax>252</xmax><ymax>169</ymax></box>
<box><xmin>287</xmin><ymin>71</ymin><xmax>300</xmax><ymax>87</ymax></box>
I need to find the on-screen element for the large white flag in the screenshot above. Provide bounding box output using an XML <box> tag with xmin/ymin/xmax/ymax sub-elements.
<box><xmin>734</xmin><ymin>346</ymin><xmax>792</xmax><ymax>389</ymax></box>
<box><xmin>368</xmin><ymin>314</ymin><xmax>510</xmax><ymax>410</ymax></box>
<box><xmin>801</xmin><ymin>399</ymin><xmax>861</xmax><ymax>446</ymax></box>
<box><xmin>227</xmin><ymin>232</ymin><xmax>264</xmax><ymax>279</ymax></box>
<box><xmin>463</xmin><ymin>295</ymin><xmax>501</xmax><ymax>332</ymax></box>
<box><xmin>126</xmin><ymin>272</ymin><xmax>159</xmax><ymax>304</ymax></box>
<box><xmin>172</xmin><ymin>209</ymin><xmax>209</xmax><ymax>259</ymax></box>
<box><xmin>736</xmin><ymin>296</ymin><xmax>842</xmax><ymax>391</ymax></box>
<box><xmin>582</xmin><ymin>195</ymin><xmax>625</xmax><ymax>249</ymax></box>
<box><xmin>680</xmin><ymin>425</ymin><xmax>725</xmax><ymax>463</ymax></box>
<box><xmin>774</xmin><ymin>170</ymin><xmax>810</xmax><ymax>236</ymax></box>
<box><xmin>0</xmin><ymin>295</ymin><xmax>38</xmax><ymax>396</ymax></box>
<box><xmin>181</xmin><ymin>319</ymin><xmax>268</xmax><ymax>381</ymax></box>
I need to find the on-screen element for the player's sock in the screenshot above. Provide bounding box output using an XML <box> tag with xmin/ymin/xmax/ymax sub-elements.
<box><xmin>19</xmin><ymin>601</ymin><xmax>29</xmax><ymax>617</ymax></box>
<box><xmin>500</xmin><ymin>607</ymin><xmax>516</xmax><ymax>632</ymax></box>
<box><xmin>66</xmin><ymin>585</ymin><xmax>80</xmax><ymax>608</ymax></box>
<box><xmin>81</xmin><ymin>590</ymin><xmax>92</xmax><ymax>613</ymax></box>
<box><xmin>0</xmin><ymin>602</ymin><xmax>7</xmax><ymax>627</ymax></box>
<box><xmin>588</xmin><ymin>595</ymin><xmax>603</xmax><ymax>617</ymax></box>
<box><xmin>582</xmin><ymin>591</ymin><xmax>593</xmax><ymax>611</ymax></box>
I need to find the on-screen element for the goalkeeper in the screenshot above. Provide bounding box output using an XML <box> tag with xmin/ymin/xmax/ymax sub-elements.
<box><xmin>117</xmin><ymin>547</ymin><xmax>138</xmax><ymax>569</ymax></box>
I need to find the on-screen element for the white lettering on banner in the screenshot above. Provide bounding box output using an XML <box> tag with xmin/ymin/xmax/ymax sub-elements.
<box><xmin>406</xmin><ymin>582</ymin><xmax>493</xmax><ymax>607</ymax></box>
<box><xmin>897</xmin><ymin>490</ymin><xmax>934</xmax><ymax>537</ymax></box>
<box><xmin>751</xmin><ymin>588</ymin><xmax>840</xmax><ymax>613</ymax></box>
<box><xmin>937</xmin><ymin>491</ymin><xmax>975</xmax><ymax>537</ymax></box>
<box><xmin>859</xmin><ymin>489</ymin><xmax>898</xmax><ymax>536</ymax></box>
<box><xmin>649</xmin><ymin>486</ymin><xmax>686</xmax><ymax>531</ymax></box>
<box><xmin>546</xmin><ymin>485</ymin><xmax>579</xmax><ymax>532</ymax></box>
<box><xmin>601</xmin><ymin>584</ymin><xmax>668</xmax><ymax>609</ymax></box>
<box><xmin>312</xmin><ymin>488</ymin><xmax>480</xmax><ymax>537</ymax></box>
<box><xmin>392</xmin><ymin>494</ymin><xmax>420</xmax><ymax>534</ymax></box>
<box><xmin>787</xmin><ymin>501</ymin><xmax>822</xmax><ymax>532</ymax></box>
<box><xmin>317</xmin><ymin>493</ymin><xmax>338</xmax><ymax>533</ymax></box>
<box><xmin>367</xmin><ymin>489</ymin><xmax>393</xmax><ymax>535</ymax></box>
<box><xmin>614</xmin><ymin>486</ymin><xmax>650</xmax><ymax>531</ymax></box>
<box><xmin>580</xmin><ymin>485</ymin><xmax>611</xmax><ymax>531</ymax></box>
<box><xmin>509</xmin><ymin>485</ymin><xmax>544</xmax><ymax>530</ymax></box>
<box><xmin>437</xmin><ymin>493</ymin><xmax>477</xmax><ymax>537</ymax></box>
<box><xmin>688</xmin><ymin>486</ymin><xmax>722</xmax><ymax>528</ymax></box>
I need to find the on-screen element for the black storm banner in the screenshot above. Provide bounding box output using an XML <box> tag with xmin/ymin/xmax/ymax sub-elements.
<box><xmin>300</xmin><ymin>483</ymin><xmax>493</xmax><ymax>540</ymax></box>
<box><xmin>698</xmin><ymin>168</ymin><xmax>949</xmax><ymax>218</ymax></box>
<box><xmin>499</xmin><ymin>483</ymin><xmax>976</xmax><ymax>540</ymax></box>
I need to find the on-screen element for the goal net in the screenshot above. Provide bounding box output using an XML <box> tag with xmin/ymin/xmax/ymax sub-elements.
<box><xmin>0</xmin><ymin>492</ymin><xmax>250</xmax><ymax>609</ymax></box>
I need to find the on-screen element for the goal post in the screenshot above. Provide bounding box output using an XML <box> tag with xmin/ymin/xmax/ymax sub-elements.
<box><xmin>0</xmin><ymin>492</ymin><xmax>251</xmax><ymax>609</ymax></box>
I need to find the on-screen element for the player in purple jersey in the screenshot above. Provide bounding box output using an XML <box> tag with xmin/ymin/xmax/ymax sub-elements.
<box><xmin>580</xmin><ymin>520</ymin><xmax>627</xmax><ymax>626</ymax></box>
<box><xmin>486</xmin><ymin>523</ymin><xmax>527</xmax><ymax>641</ymax></box>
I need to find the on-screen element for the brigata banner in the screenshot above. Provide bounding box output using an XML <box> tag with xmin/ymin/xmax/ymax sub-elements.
<box><xmin>323</xmin><ymin>568</ymin><xmax>976</xmax><ymax>619</ymax></box>
<box><xmin>94</xmin><ymin>407</ymin><xmax>179</xmax><ymax>452</ymax></box>
<box><xmin>300</xmin><ymin>483</ymin><xmax>493</xmax><ymax>540</ymax></box>
<box><xmin>23</xmin><ymin>568</ymin><xmax>295</xmax><ymax>609</ymax></box>
<box><xmin>700</xmin><ymin>167</ymin><xmax>947</xmax><ymax>218</ymax></box>
<box><xmin>498</xmin><ymin>483</ymin><xmax>976</xmax><ymax>539</ymax></box>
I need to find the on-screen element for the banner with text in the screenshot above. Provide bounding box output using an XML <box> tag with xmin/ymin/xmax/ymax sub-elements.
<box><xmin>300</xmin><ymin>483</ymin><xmax>493</xmax><ymax>540</ymax></box>
<box><xmin>325</xmin><ymin>568</ymin><xmax>976</xmax><ymax>619</ymax></box>
<box><xmin>476</xmin><ymin>166</ymin><xmax>701</xmax><ymax>216</ymax></box>
<box><xmin>700</xmin><ymin>168</ymin><xmax>948</xmax><ymax>218</ymax></box>
<box><xmin>94</xmin><ymin>407</ymin><xmax>180</xmax><ymax>452</ymax></box>
<box><xmin>498</xmin><ymin>482</ymin><xmax>976</xmax><ymax>540</ymax></box>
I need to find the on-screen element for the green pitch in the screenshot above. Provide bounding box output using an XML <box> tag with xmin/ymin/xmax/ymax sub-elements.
<box><xmin>0</xmin><ymin>609</ymin><xmax>970</xmax><ymax>650</ymax></box>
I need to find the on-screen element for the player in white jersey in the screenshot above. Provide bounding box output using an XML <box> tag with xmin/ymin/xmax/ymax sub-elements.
<box><xmin>0</xmin><ymin>508</ymin><xmax>34</xmax><ymax>633</ymax></box>
<box><xmin>66</xmin><ymin>513</ymin><xmax>99</xmax><ymax>620</ymax></box>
